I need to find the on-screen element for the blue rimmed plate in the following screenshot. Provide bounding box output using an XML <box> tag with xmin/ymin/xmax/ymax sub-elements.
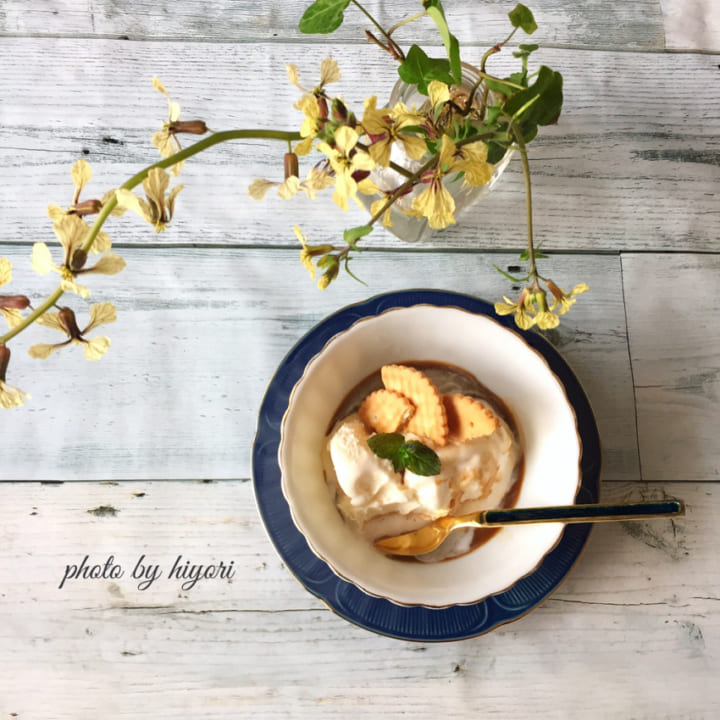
<box><xmin>252</xmin><ymin>289</ymin><xmax>601</xmax><ymax>642</ymax></box>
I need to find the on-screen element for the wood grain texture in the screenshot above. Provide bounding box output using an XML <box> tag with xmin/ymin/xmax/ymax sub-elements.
<box><xmin>623</xmin><ymin>253</ymin><xmax>720</xmax><ymax>482</ymax></box>
<box><xmin>0</xmin><ymin>246</ymin><xmax>638</xmax><ymax>481</ymax></box>
<box><xmin>0</xmin><ymin>41</ymin><xmax>718</xmax><ymax>253</ymax></box>
<box><xmin>0</xmin><ymin>480</ymin><xmax>716</xmax><ymax>719</ymax></box>
<box><xmin>0</xmin><ymin>0</ymin><xmax>669</xmax><ymax>50</ymax></box>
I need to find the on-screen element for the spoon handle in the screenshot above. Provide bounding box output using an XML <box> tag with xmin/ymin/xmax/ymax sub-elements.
<box><xmin>480</xmin><ymin>500</ymin><xmax>684</xmax><ymax>526</ymax></box>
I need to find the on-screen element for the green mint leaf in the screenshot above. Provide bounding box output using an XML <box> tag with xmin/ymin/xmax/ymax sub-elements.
<box><xmin>424</xmin><ymin>1</ymin><xmax>462</xmax><ymax>84</ymax></box>
<box><xmin>367</xmin><ymin>434</ymin><xmax>441</xmax><ymax>476</ymax></box>
<box><xmin>508</xmin><ymin>4</ymin><xmax>537</xmax><ymax>34</ymax></box>
<box><xmin>343</xmin><ymin>224</ymin><xmax>372</xmax><ymax>249</ymax></box>
<box><xmin>367</xmin><ymin>433</ymin><xmax>406</xmax><ymax>461</ymax></box>
<box><xmin>299</xmin><ymin>0</ymin><xmax>351</xmax><ymax>34</ymax></box>
<box><xmin>402</xmin><ymin>441</ymin><xmax>442</xmax><ymax>476</ymax></box>
<box><xmin>398</xmin><ymin>45</ymin><xmax>454</xmax><ymax>95</ymax></box>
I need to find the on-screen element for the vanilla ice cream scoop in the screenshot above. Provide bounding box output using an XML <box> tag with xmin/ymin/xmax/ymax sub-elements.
<box><xmin>323</xmin><ymin>405</ymin><xmax>522</xmax><ymax>554</ymax></box>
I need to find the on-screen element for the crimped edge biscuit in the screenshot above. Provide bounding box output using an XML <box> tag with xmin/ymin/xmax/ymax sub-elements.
<box><xmin>443</xmin><ymin>392</ymin><xmax>498</xmax><ymax>442</ymax></box>
<box><xmin>381</xmin><ymin>364</ymin><xmax>448</xmax><ymax>446</ymax></box>
<box><xmin>359</xmin><ymin>388</ymin><xmax>415</xmax><ymax>434</ymax></box>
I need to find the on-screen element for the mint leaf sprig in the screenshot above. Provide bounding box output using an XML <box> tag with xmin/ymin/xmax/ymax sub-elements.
<box><xmin>367</xmin><ymin>433</ymin><xmax>441</xmax><ymax>476</ymax></box>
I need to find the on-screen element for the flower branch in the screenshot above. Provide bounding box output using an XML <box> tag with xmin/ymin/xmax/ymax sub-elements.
<box><xmin>0</xmin><ymin>1</ymin><xmax>589</xmax><ymax>409</ymax></box>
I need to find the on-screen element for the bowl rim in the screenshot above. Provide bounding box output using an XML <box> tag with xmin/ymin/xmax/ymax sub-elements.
<box><xmin>278</xmin><ymin>300</ymin><xmax>583</xmax><ymax>608</ymax></box>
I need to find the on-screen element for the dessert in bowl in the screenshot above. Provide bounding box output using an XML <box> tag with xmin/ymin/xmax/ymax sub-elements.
<box><xmin>278</xmin><ymin>302</ymin><xmax>581</xmax><ymax>607</ymax></box>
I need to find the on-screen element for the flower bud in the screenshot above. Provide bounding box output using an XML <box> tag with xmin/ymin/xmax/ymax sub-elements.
<box><xmin>351</xmin><ymin>169</ymin><xmax>371</xmax><ymax>184</ymax></box>
<box><xmin>58</xmin><ymin>307</ymin><xmax>82</xmax><ymax>339</ymax></box>
<box><xmin>331</xmin><ymin>98</ymin><xmax>348</xmax><ymax>122</ymax></box>
<box><xmin>168</xmin><ymin>120</ymin><xmax>208</xmax><ymax>135</ymax></box>
<box><xmin>316</xmin><ymin>96</ymin><xmax>329</xmax><ymax>120</ymax></box>
<box><xmin>71</xmin><ymin>199</ymin><xmax>103</xmax><ymax>217</ymax></box>
<box><xmin>70</xmin><ymin>248</ymin><xmax>88</xmax><ymax>272</ymax></box>
<box><xmin>0</xmin><ymin>294</ymin><xmax>31</xmax><ymax>310</ymax></box>
<box><xmin>0</xmin><ymin>344</ymin><xmax>9</xmax><ymax>382</ymax></box>
<box><xmin>545</xmin><ymin>279</ymin><xmax>564</xmax><ymax>301</ymax></box>
<box><xmin>284</xmin><ymin>152</ymin><xmax>299</xmax><ymax>180</ymax></box>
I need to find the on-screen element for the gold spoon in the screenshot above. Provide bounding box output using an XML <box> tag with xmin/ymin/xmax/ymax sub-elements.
<box><xmin>374</xmin><ymin>500</ymin><xmax>685</xmax><ymax>556</ymax></box>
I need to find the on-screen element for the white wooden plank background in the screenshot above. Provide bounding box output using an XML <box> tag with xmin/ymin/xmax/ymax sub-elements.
<box><xmin>0</xmin><ymin>480</ymin><xmax>715</xmax><ymax>719</ymax></box>
<box><xmin>1</xmin><ymin>41</ymin><xmax>718</xmax><ymax>253</ymax></box>
<box><xmin>1</xmin><ymin>0</ymin><xmax>719</xmax><ymax>717</ymax></box>
<box><xmin>0</xmin><ymin>0</ymin><xmax>669</xmax><ymax>50</ymax></box>
<box><xmin>0</xmin><ymin>247</ymin><xmax>638</xmax><ymax>481</ymax></box>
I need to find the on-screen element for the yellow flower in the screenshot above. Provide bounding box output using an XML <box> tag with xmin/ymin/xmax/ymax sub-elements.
<box><xmin>451</xmin><ymin>140</ymin><xmax>494</xmax><ymax>187</ymax></box>
<box><xmin>548</xmin><ymin>281</ymin><xmax>590</xmax><ymax>315</ymax></box>
<box><xmin>288</xmin><ymin>59</ymin><xmax>340</xmax><ymax>156</ymax></box>
<box><xmin>357</xmin><ymin>178</ymin><xmax>394</xmax><ymax>227</ymax></box>
<box><xmin>31</xmin><ymin>215</ymin><xmax>125</xmax><ymax>298</ymax></box>
<box><xmin>28</xmin><ymin>303</ymin><xmax>116</xmax><ymax>361</ymax></box>
<box><xmin>0</xmin><ymin>258</ymin><xmax>28</xmax><ymax>329</ymax></box>
<box><xmin>361</xmin><ymin>97</ymin><xmax>427</xmax><ymax>168</ymax></box>
<box><xmin>292</xmin><ymin>226</ymin><xmax>333</xmax><ymax>282</ymax></box>
<box><xmin>115</xmin><ymin>168</ymin><xmax>183</xmax><ymax>232</ymax></box>
<box><xmin>428</xmin><ymin>80</ymin><xmax>450</xmax><ymax>109</ymax></box>
<box><xmin>0</xmin><ymin>378</ymin><xmax>29</xmax><ymax>408</ymax></box>
<box><xmin>287</xmin><ymin>58</ymin><xmax>341</xmax><ymax>93</ymax></box>
<box><xmin>248</xmin><ymin>166</ymin><xmax>334</xmax><ymax>201</ymax></box>
<box><xmin>494</xmin><ymin>290</ymin><xmax>536</xmax><ymax>330</ymax></box>
<box><xmin>0</xmin><ymin>345</ymin><xmax>30</xmax><ymax>409</ymax></box>
<box><xmin>293</xmin><ymin>94</ymin><xmax>323</xmax><ymax>156</ymax></box>
<box><xmin>47</xmin><ymin>159</ymin><xmax>119</xmax><ymax>240</ymax></box>
<box><xmin>411</xmin><ymin>136</ymin><xmax>457</xmax><ymax>229</ymax></box>
<box><xmin>152</xmin><ymin>78</ymin><xmax>185</xmax><ymax>176</ymax></box>
<box><xmin>317</xmin><ymin>126</ymin><xmax>375</xmax><ymax>211</ymax></box>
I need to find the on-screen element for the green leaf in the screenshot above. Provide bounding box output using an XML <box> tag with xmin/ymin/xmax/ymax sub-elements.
<box><xmin>424</xmin><ymin>1</ymin><xmax>462</xmax><ymax>84</ymax></box>
<box><xmin>398</xmin><ymin>45</ymin><xmax>454</xmax><ymax>95</ymax></box>
<box><xmin>484</xmin><ymin>76</ymin><xmax>523</xmax><ymax>96</ymax></box>
<box><xmin>367</xmin><ymin>433</ymin><xmax>441</xmax><ymax>476</ymax></box>
<box><xmin>493</xmin><ymin>263</ymin><xmax>526</xmax><ymax>283</ymax></box>
<box><xmin>503</xmin><ymin>65</ymin><xmax>563</xmax><ymax>127</ymax></box>
<box><xmin>367</xmin><ymin>433</ymin><xmax>405</xmax><ymax>458</ymax></box>
<box><xmin>343</xmin><ymin>224</ymin><xmax>372</xmax><ymax>249</ymax></box>
<box><xmin>401</xmin><ymin>441</ymin><xmax>442</xmax><ymax>476</ymax></box>
<box><xmin>508</xmin><ymin>4</ymin><xmax>537</xmax><ymax>34</ymax></box>
<box><xmin>299</xmin><ymin>0</ymin><xmax>351</xmax><ymax>34</ymax></box>
<box><xmin>486</xmin><ymin>141</ymin><xmax>508</xmax><ymax>164</ymax></box>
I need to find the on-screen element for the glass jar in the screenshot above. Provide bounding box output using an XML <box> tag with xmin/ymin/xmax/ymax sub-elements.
<box><xmin>360</xmin><ymin>63</ymin><xmax>513</xmax><ymax>243</ymax></box>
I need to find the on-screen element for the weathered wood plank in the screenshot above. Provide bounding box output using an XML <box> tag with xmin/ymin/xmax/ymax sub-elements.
<box><xmin>0</xmin><ymin>0</ymin><xmax>669</xmax><ymax>50</ymax></box>
<box><xmin>623</xmin><ymin>253</ymin><xmax>720</xmax><ymax>481</ymax></box>
<box><xmin>0</xmin><ymin>246</ymin><xmax>637</xmax><ymax>481</ymax></box>
<box><xmin>0</xmin><ymin>41</ymin><xmax>718</xmax><ymax>253</ymax></box>
<box><xmin>0</xmin><ymin>480</ymin><xmax>716</xmax><ymax>718</ymax></box>
<box><xmin>662</xmin><ymin>0</ymin><xmax>720</xmax><ymax>51</ymax></box>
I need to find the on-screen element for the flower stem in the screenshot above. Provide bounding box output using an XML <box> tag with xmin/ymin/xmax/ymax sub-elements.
<box><xmin>351</xmin><ymin>0</ymin><xmax>405</xmax><ymax>61</ymax></box>
<box><xmin>509</xmin><ymin>122</ymin><xmax>538</xmax><ymax>279</ymax></box>
<box><xmin>0</xmin><ymin>128</ymin><xmax>302</xmax><ymax>346</ymax></box>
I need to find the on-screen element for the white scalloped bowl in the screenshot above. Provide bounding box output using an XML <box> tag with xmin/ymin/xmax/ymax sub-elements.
<box><xmin>279</xmin><ymin>303</ymin><xmax>581</xmax><ymax>607</ymax></box>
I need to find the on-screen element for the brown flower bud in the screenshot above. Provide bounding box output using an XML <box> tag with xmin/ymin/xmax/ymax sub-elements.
<box><xmin>58</xmin><ymin>307</ymin><xmax>82</xmax><ymax>340</ymax></box>
<box><xmin>352</xmin><ymin>169</ymin><xmax>370</xmax><ymax>183</ymax></box>
<box><xmin>71</xmin><ymin>199</ymin><xmax>103</xmax><ymax>217</ymax></box>
<box><xmin>332</xmin><ymin>98</ymin><xmax>348</xmax><ymax>122</ymax></box>
<box><xmin>284</xmin><ymin>152</ymin><xmax>299</xmax><ymax>180</ymax></box>
<box><xmin>70</xmin><ymin>248</ymin><xmax>88</xmax><ymax>272</ymax></box>
<box><xmin>0</xmin><ymin>344</ymin><xmax>9</xmax><ymax>382</ymax></box>
<box><xmin>545</xmin><ymin>279</ymin><xmax>564</xmax><ymax>301</ymax></box>
<box><xmin>316</xmin><ymin>96</ymin><xmax>329</xmax><ymax>120</ymax></box>
<box><xmin>0</xmin><ymin>294</ymin><xmax>31</xmax><ymax>310</ymax></box>
<box><xmin>168</xmin><ymin>120</ymin><xmax>208</xmax><ymax>135</ymax></box>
